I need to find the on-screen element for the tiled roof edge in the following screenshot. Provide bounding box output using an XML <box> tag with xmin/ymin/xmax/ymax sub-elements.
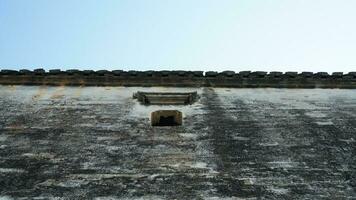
<box><xmin>0</xmin><ymin>69</ymin><xmax>356</xmax><ymax>88</ymax></box>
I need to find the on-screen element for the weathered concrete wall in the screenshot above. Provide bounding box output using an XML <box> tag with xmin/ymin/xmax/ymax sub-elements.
<box><xmin>0</xmin><ymin>86</ymin><xmax>355</xmax><ymax>199</ymax></box>
<box><xmin>1</xmin><ymin>69</ymin><xmax>356</xmax><ymax>88</ymax></box>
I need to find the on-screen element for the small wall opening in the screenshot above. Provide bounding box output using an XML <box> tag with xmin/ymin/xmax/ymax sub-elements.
<box><xmin>151</xmin><ymin>110</ymin><xmax>182</xmax><ymax>126</ymax></box>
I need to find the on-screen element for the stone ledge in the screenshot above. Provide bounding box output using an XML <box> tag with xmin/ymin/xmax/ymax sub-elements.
<box><xmin>0</xmin><ymin>69</ymin><xmax>356</xmax><ymax>88</ymax></box>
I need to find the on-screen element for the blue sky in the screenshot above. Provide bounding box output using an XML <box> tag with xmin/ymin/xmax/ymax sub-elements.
<box><xmin>0</xmin><ymin>0</ymin><xmax>355</xmax><ymax>72</ymax></box>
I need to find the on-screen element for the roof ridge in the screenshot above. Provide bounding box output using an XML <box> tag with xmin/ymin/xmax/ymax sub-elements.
<box><xmin>1</xmin><ymin>69</ymin><xmax>356</xmax><ymax>88</ymax></box>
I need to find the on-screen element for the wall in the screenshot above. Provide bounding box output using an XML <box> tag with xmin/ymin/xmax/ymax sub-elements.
<box><xmin>0</xmin><ymin>86</ymin><xmax>355</xmax><ymax>199</ymax></box>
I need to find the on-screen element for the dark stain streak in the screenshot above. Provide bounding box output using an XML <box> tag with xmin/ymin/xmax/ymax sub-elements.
<box><xmin>201</xmin><ymin>88</ymin><xmax>265</xmax><ymax>197</ymax></box>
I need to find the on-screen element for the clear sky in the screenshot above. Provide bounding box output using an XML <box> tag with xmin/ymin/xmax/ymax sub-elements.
<box><xmin>0</xmin><ymin>0</ymin><xmax>355</xmax><ymax>72</ymax></box>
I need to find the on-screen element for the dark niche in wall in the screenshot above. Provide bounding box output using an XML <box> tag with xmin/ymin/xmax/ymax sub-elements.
<box><xmin>151</xmin><ymin>110</ymin><xmax>182</xmax><ymax>126</ymax></box>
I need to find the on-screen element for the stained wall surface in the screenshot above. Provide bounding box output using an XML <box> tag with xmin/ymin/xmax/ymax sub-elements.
<box><xmin>0</xmin><ymin>86</ymin><xmax>355</xmax><ymax>199</ymax></box>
